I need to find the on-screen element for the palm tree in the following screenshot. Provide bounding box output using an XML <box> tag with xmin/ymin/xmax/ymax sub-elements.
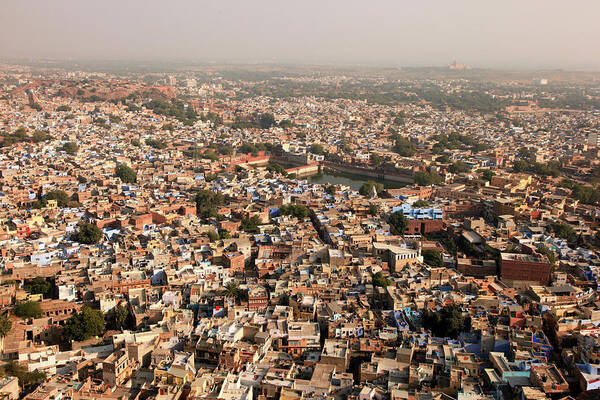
<box><xmin>221</xmin><ymin>282</ymin><xmax>241</xmax><ymax>302</ymax></box>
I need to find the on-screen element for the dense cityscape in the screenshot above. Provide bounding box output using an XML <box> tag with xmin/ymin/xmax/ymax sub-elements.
<box><xmin>0</xmin><ymin>60</ymin><xmax>598</xmax><ymax>400</ymax></box>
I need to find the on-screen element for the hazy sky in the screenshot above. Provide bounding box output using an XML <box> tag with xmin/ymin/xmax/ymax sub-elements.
<box><xmin>2</xmin><ymin>0</ymin><xmax>599</xmax><ymax>70</ymax></box>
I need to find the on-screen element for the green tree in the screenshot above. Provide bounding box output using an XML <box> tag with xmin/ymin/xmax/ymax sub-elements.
<box><xmin>536</xmin><ymin>246</ymin><xmax>557</xmax><ymax>266</ymax></box>
<box><xmin>369</xmin><ymin>204</ymin><xmax>380</xmax><ymax>215</ymax></box>
<box><xmin>56</xmin><ymin>105</ymin><xmax>71</xmax><ymax>112</ymax></box>
<box><xmin>310</xmin><ymin>143</ymin><xmax>325</xmax><ymax>155</ymax></box>
<box><xmin>240</xmin><ymin>215</ymin><xmax>261</xmax><ymax>233</ymax></box>
<box><xmin>219</xmin><ymin>229</ymin><xmax>231</xmax><ymax>240</ymax></box>
<box><xmin>205</xmin><ymin>230</ymin><xmax>219</xmax><ymax>242</ymax></box>
<box><xmin>32</xmin><ymin>130</ymin><xmax>52</xmax><ymax>143</ymax></box>
<box><xmin>115</xmin><ymin>164</ymin><xmax>137</xmax><ymax>183</ymax></box>
<box><xmin>47</xmin><ymin>190</ymin><xmax>71</xmax><ymax>207</ymax></box>
<box><xmin>481</xmin><ymin>170</ymin><xmax>495</xmax><ymax>182</ymax></box>
<box><xmin>60</xmin><ymin>142</ymin><xmax>79</xmax><ymax>155</ymax></box>
<box><xmin>32</xmin><ymin>190</ymin><xmax>71</xmax><ymax>209</ymax></box>
<box><xmin>393</xmin><ymin>136</ymin><xmax>417</xmax><ymax>157</ymax></box>
<box><xmin>222</xmin><ymin>282</ymin><xmax>241</xmax><ymax>300</ymax></box>
<box><xmin>72</xmin><ymin>222</ymin><xmax>103</xmax><ymax>244</ymax></box>
<box><xmin>279</xmin><ymin>204</ymin><xmax>308</xmax><ymax>219</ymax></box>
<box><xmin>258</xmin><ymin>113</ymin><xmax>276</xmax><ymax>129</ymax></box>
<box><xmin>325</xmin><ymin>185</ymin><xmax>336</xmax><ymax>196</ymax></box>
<box><xmin>63</xmin><ymin>306</ymin><xmax>105</xmax><ymax>342</ymax></box>
<box><xmin>550</xmin><ymin>222</ymin><xmax>577</xmax><ymax>242</ymax></box>
<box><xmin>0</xmin><ymin>361</ymin><xmax>46</xmax><ymax>393</ymax></box>
<box><xmin>0</xmin><ymin>313</ymin><xmax>12</xmax><ymax>338</ymax></box>
<box><xmin>14</xmin><ymin>302</ymin><xmax>43</xmax><ymax>319</ymax></box>
<box><xmin>421</xmin><ymin>304</ymin><xmax>470</xmax><ymax>339</ymax></box>
<box><xmin>371</xmin><ymin>153</ymin><xmax>383</xmax><ymax>166</ymax></box>
<box><xmin>372</xmin><ymin>271</ymin><xmax>391</xmax><ymax>287</ymax></box>
<box><xmin>415</xmin><ymin>171</ymin><xmax>443</xmax><ymax>186</ymax></box>
<box><xmin>24</xmin><ymin>277</ymin><xmax>52</xmax><ymax>297</ymax></box>
<box><xmin>436</xmin><ymin>155</ymin><xmax>450</xmax><ymax>164</ymax></box>
<box><xmin>449</xmin><ymin>161</ymin><xmax>469</xmax><ymax>173</ymax></box>
<box><xmin>422</xmin><ymin>250</ymin><xmax>444</xmax><ymax>268</ymax></box>
<box><xmin>266</xmin><ymin>163</ymin><xmax>287</xmax><ymax>175</ymax></box>
<box><xmin>359</xmin><ymin>181</ymin><xmax>383</xmax><ymax>197</ymax></box>
<box><xmin>389</xmin><ymin>211</ymin><xmax>408</xmax><ymax>235</ymax></box>
<box><xmin>145</xmin><ymin>139</ymin><xmax>167</xmax><ymax>149</ymax></box>
<box><xmin>412</xmin><ymin>200</ymin><xmax>429</xmax><ymax>208</ymax></box>
<box><xmin>279</xmin><ymin>119</ymin><xmax>294</xmax><ymax>128</ymax></box>
<box><xmin>195</xmin><ymin>190</ymin><xmax>224</xmax><ymax>219</ymax></box>
<box><xmin>112</xmin><ymin>304</ymin><xmax>132</xmax><ymax>330</ymax></box>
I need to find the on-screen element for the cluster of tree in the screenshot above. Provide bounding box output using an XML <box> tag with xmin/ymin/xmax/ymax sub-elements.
<box><xmin>536</xmin><ymin>245</ymin><xmax>557</xmax><ymax>266</ymax></box>
<box><xmin>481</xmin><ymin>169</ymin><xmax>495</xmax><ymax>182</ymax></box>
<box><xmin>162</xmin><ymin>123</ymin><xmax>174</xmax><ymax>131</ymax></box>
<box><xmin>235</xmin><ymin>78</ymin><xmax>506</xmax><ymax>112</ymax></box>
<box><xmin>422</xmin><ymin>249</ymin><xmax>444</xmax><ymax>268</ymax></box>
<box><xmin>412</xmin><ymin>200</ymin><xmax>429</xmax><ymax>208</ymax></box>
<box><xmin>266</xmin><ymin>163</ymin><xmax>287</xmax><ymax>176</ymax></box>
<box><xmin>204</xmin><ymin>227</ymin><xmax>231</xmax><ymax>242</ymax></box>
<box><xmin>550</xmin><ymin>222</ymin><xmax>577</xmax><ymax>242</ymax></box>
<box><xmin>81</xmin><ymin>95</ymin><xmax>106</xmax><ymax>103</ymax></box>
<box><xmin>144</xmin><ymin>99</ymin><xmax>198</xmax><ymax>125</ymax></box>
<box><xmin>538</xmin><ymin>92</ymin><xmax>600</xmax><ymax>110</ymax></box>
<box><xmin>369</xmin><ymin>204</ymin><xmax>380</xmax><ymax>216</ymax></box>
<box><xmin>92</xmin><ymin>117</ymin><xmax>109</xmax><ymax>129</ymax></box>
<box><xmin>115</xmin><ymin>164</ymin><xmax>137</xmax><ymax>184</ymax></box>
<box><xmin>145</xmin><ymin>138</ymin><xmax>167</xmax><ymax>150</ymax></box>
<box><xmin>310</xmin><ymin>143</ymin><xmax>325</xmax><ymax>155</ymax></box>
<box><xmin>0</xmin><ymin>361</ymin><xmax>46</xmax><ymax>393</ymax></box>
<box><xmin>559</xmin><ymin>179</ymin><xmax>600</xmax><ymax>205</ymax></box>
<box><xmin>448</xmin><ymin>161</ymin><xmax>470</xmax><ymax>174</ymax></box>
<box><xmin>388</xmin><ymin>211</ymin><xmax>408</xmax><ymax>235</ymax></box>
<box><xmin>201</xmin><ymin>149</ymin><xmax>219</xmax><ymax>161</ymax></box>
<box><xmin>370</xmin><ymin>153</ymin><xmax>384</xmax><ymax>166</ymax></box>
<box><xmin>279</xmin><ymin>204</ymin><xmax>308</xmax><ymax>219</ymax></box>
<box><xmin>32</xmin><ymin>190</ymin><xmax>72</xmax><ymax>209</ymax></box>
<box><xmin>71</xmin><ymin>222</ymin><xmax>103</xmax><ymax>244</ymax></box>
<box><xmin>24</xmin><ymin>277</ymin><xmax>53</xmax><ymax>298</ymax></box>
<box><xmin>63</xmin><ymin>306</ymin><xmax>105</xmax><ymax>342</ymax></box>
<box><xmin>0</xmin><ymin>313</ymin><xmax>11</xmax><ymax>338</ymax></box>
<box><xmin>56</xmin><ymin>105</ymin><xmax>71</xmax><ymax>112</ymax></box>
<box><xmin>517</xmin><ymin>147</ymin><xmax>534</xmax><ymax>159</ymax></box>
<box><xmin>59</xmin><ymin>141</ymin><xmax>79</xmax><ymax>155</ymax></box>
<box><xmin>372</xmin><ymin>271</ymin><xmax>391</xmax><ymax>287</ymax></box>
<box><xmin>258</xmin><ymin>113</ymin><xmax>276</xmax><ymax>129</ymax></box>
<box><xmin>435</xmin><ymin>155</ymin><xmax>451</xmax><ymax>164</ymax></box>
<box><xmin>230</xmin><ymin>112</ymin><xmax>276</xmax><ymax>130</ymax></box>
<box><xmin>418</xmin><ymin>88</ymin><xmax>505</xmax><ymax>113</ymax></box>
<box><xmin>199</xmin><ymin>112</ymin><xmax>223</xmax><ymax>126</ymax></box>
<box><xmin>195</xmin><ymin>189</ymin><xmax>224</xmax><ymax>219</ymax></box>
<box><xmin>392</xmin><ymin>135</ymin><xmax>417</xmax><ymax>157</ymax></box>
<box><xmin>431</xmin><ymin>132</ymin><xmax>487</xmax><ymax>154</ymax></box>
<box><xmin>240</xmin><ymin>216</ymin><xmax>261</xmax><ymax>233</ymax></box>
<box><xmin>414</xmin><ymin>171</ymin><xmax>443</xmax><ymax>186</ymax></box>
<box><xmin>1</xmin><ymin>128</ymin><xmax>52</xmax><ymax>147</ymax></box>
<box><xmin>279</xmin><ymin>119</ymin><xmax>294</xmax><ymax>128</ymax></box>
<box><xmin>359</xmin><ymin>181</ymin><xmax>384</xmax><ymax>196</ymax></box>
<box><xmin>108</xmin><ymin>304</ymin><xmax>135</xmax><ymax>331</ymax></box>
<box><xmin>238</xmin><ymin>142</ymin><xmax>275</xmax><ymax>156</ymax></box>
<box><xmin>512</xmin><ymin>160</ymin><xmax>561</xmax><ymax>177</ymax></box>
<box><xmin>421</xmin><ymin>304</ymin><xmax>471</xmax><ymax>339</ymax></box>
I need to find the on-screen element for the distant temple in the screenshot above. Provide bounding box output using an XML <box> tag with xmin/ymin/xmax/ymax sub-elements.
<box><xmin>448</xmin><ymin>60</ymin><xmax>472</xmax><ymax>70</ymax></box>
